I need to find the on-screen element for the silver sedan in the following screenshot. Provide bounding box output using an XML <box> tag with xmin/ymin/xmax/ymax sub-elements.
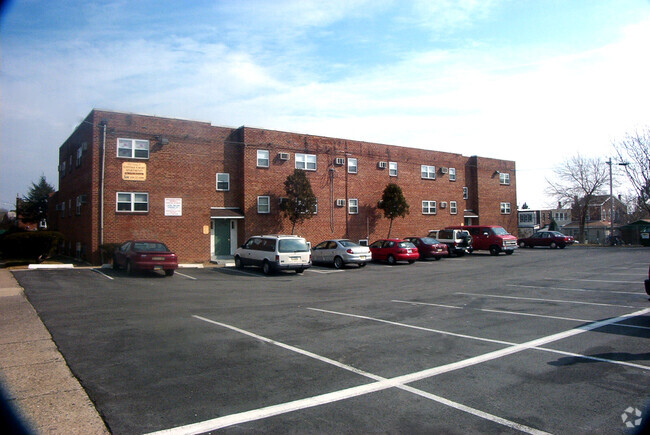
<box><xmin>311</xmin><ymin>239</ymin><xmax>371</xmax><ymax>269</ymax></box>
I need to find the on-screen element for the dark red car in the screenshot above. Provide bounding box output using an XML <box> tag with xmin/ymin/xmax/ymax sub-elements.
<box><xmin>369</xmin><ymin>239</ymin><xmax>419</xmax><ymax>264</ymax></box>
<box><xmin>518</xmin><ymin>231</ymin><xmax>574</xmax><ymax>249</ymax></box>
<box><xmin>404</xmin><ymin>237</ymin><xmax>448</xmax><ymax>260</ymax></box>
<box><xmin>113</xmin><ymin>240</ymin><xmax>178</xmax><ymax>276</ymax></box>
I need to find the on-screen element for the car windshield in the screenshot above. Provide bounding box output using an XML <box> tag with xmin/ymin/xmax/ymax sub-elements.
<box><xmin>492</xmin><ymin>227</ymin><xmax>509</xmax><ymax>235</ymax></box>
<box><xmin>420</xmin><ymin>237</ymin><xmax>440</xmax><ymax>244</ymax></box>
<box><xmin>133</xmin><ymin>242</ymin><xmax>170</xmax><ymax>252</ymax></box>
<box><xmin>278</xmin><ymin>238</ymin><xmax>310</xmax><ymax>253</ymax></box>
<box><xmin>338</xmin><ymin>240</ymin><xmax>359</xmax><ymax>248</ymax></box>
<box><xmin>398</xmin><ymin>242</ymin><xmax>416</xmax><ymax>249</ymax></box>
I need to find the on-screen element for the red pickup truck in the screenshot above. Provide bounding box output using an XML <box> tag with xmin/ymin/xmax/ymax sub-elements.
<box><xmin>446</xmin><ymin>225</ymin><xmax>518</xmax><ymax>256</ymax></box>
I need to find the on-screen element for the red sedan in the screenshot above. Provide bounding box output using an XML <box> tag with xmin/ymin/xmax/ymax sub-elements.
<box><xmin>113</xmin><ymin>240</ymin><xmax>178</xmax><ymax>276</ymax></box>
<box><xmin>405</xmin><ymin>237</ymin><xmax>448</xmax><ymax>260</ymax></box>
<box><xmin>369</xmin><ymin>239</ymin><xmax>419</xmax><ymax>264</ymax></box>
<box><xmin>518</xmin><ymin>231</ymin><xmax>575</xmax><ymax>249</ymax></box>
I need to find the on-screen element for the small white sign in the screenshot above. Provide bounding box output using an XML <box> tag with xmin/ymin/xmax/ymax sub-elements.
<box><xmin>165</xmin><ymin>198</ymin><xmax>182</xmax><ymax>216</ymax></box>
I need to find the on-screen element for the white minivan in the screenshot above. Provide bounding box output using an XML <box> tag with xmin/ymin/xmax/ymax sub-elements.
<box><xmin>234</xmin><ymin>235</ymin><xmax>312</xmax><ymax>275</ymax></box>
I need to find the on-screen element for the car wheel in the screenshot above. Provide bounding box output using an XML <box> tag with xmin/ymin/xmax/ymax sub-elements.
<box><xmin>456</xmin><ymin>251</ymin><xmax>465</xmax><ymax>257</ymax></box>
<box><xmin>234</xmin><ymin>256</ymin><xmax>243</xmax><ymax>269</ymax></box>
<box><xmin>333</xmin><ymin>256</ymin><xmax>344</xmax><ymax>269</ymax></box>
<box><xmin>387</xmin><ymin>255</ymin><xmax>396</xmax><ymax>265</ymax></box>
<box><xmin>165</xmin><ymin>269</ymin><xmax>174</xmax><ymax>277</ymax></box>
<box><xmin>505</xmin><ymin>250</ymin><xmax>514</xmax><ymax>255</ymax></box>
<box><xmin>434</xmin><ymin>256</ymin><xmax>442</xmax><ymax>261</ymax></box>
<box><xmin>358</xmin><ymin>262</ymin><xmax>367</xmax><ymax>268</ymax></box>
<box><xmin>126</xmin><ymin>261</ymin><xmax>133</xmax><ymax>275</ymax></box>
<box><xmin>112</xmin><ymin>257</ymin><xmax>119</xmax><ymax>270</ymax></box>
<box><xmin>559</xmin><ymin>244</ymin><xmax>566</xmax><ymax>249</ymax></box>
<box><xmin>519</xmin><ymin>241</ymin><xmax>526</xmax><ymax>248</ymax></box>
<box><xmin>262</xmin><ymin>260</ymin><xmax>272</xmax><ymax>275</ymax></box>
<box><xmin>296</xmin><ymin>268</ymin><xmax>304</xmax><ymax>274</ymax></box>
<box><xmin>489</xmin><ymin>246</ymin><xmax>500</xmax><ymax>256</ymax></box>
<box><xmin>408</xmin><ymin>259</ymin><xmax>415</xmax><ymax>264</ymax></box>
<box><xmin>550</xmin><ymin>242</ymin><xmax>557</xmax><ymax>249</ymax></box>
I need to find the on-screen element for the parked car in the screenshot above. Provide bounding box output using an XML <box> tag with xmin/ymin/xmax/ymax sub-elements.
<box><xmin>311</xmin><ymin>239</ymin><xmax>371</xmax><ymax>268</ymax></box>
<box><xmin>234</xmin><ymin>234</ymin><xmax>311</xmax><ymax>274</ymax></box>
<box><xmin>518</xmin><ymin>231</ymin><xmax>575</xmax><ymax>249</ymax></box>
<box><xmin>369</xmin><ymin>239</ymin><xmax>419</xmax><ymax>264</ymax></box>
<box><xmin>404</xmin><ymin>237</ymin><xmax>448</xmax><ymax>260</ymax></box>
<box><xmin>446</xmin><ymin>225</ymin><xmax>518</xmax><ymax>256</ymax></box>
<box><xmin>428</xmin><ymin>229</ymin><xmax>472</xmax><ymax>257</ymax></box>
<box><xmin>644</xmin><ymin>265</ymin><xmax>650</xmax><ymax>297</ymax></box>
<box><xmin>113</xmin><ymin>240</ymin><xmax>178</xmax><ymax>276</ymax></box>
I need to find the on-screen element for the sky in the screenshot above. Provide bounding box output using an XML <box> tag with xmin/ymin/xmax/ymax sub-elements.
<box><xmin>2</xmin><ymin>0</ymin><xmax>649</xmax><ymax>211</ymax></box>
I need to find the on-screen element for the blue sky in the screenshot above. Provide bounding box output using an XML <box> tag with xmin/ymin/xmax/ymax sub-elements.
<box><xmin>2</xmin><ymin>0</ymin><xmax>649</xmax><ymax>210</ymax></box>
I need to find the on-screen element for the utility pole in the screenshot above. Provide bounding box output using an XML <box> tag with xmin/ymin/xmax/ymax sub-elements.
<box><xmin>606</xmin><ymin>158</ymin><xmax>629</xmax><ymax>245</ymax></box>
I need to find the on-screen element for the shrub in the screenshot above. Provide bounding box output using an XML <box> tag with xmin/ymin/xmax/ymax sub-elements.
<box><xmin>99</xmin><ymin>243</ymin><xmax>122</xmax><ymax>263</ymax></box>
<box><xmin>0</xmin><ymin>231</ymin><xmax>64</xmax><ymax>261</ymax></box>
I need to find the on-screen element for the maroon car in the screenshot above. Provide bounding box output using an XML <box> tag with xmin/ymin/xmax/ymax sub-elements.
<box><xmin>404</xmin><ymin>237</ymin><xmax>448</xmax><ymax>260</ymax></box>
<box><xmin>518</xmin><ymin>231</ymin><xmax>574</xmax><ymax>249</ymax></box>
<box><xmin>113</xmin><ymin>240</ymin><xmax>178</xmax><ymax>276</ymax></box>
<box><xmin>369</xmin><ymin>239</ymin><xmax>419</xmax><ymax>264</ymax></box>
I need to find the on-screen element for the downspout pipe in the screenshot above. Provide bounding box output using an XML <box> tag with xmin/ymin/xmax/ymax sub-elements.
<box><xmin>99</xmin><ymin>121</ymin><xmax>107</xmax><ymax>254</ymax></box>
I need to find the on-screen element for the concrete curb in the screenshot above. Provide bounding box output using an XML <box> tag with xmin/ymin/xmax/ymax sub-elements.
<box><xmin>0</xmin><ymin>269</ymin><xmax>109</xmax><ymax>434</ymax></box>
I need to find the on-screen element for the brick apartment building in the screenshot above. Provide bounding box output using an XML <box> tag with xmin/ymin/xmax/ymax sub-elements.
<box><xmin>48</xmin><ymin>109</ymin><xmax>517</xmax><ymax>264</ymax></box>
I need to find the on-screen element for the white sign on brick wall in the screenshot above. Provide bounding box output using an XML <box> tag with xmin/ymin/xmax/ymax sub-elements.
<box><xmin>165</xmin><ymin>198</ymin><xmax>182</xmax><ymax>216</ymax></box>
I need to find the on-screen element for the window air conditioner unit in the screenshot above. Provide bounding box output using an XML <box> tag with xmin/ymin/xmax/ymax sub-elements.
<box><xmin>440</xmin><ymin>201</ymin><xmax>447</xmax><ymax>209</ymax></box>
<box><xmin>278</xmin><ymin>152</ymin><xmax>290</xmax><ymax>161</ymax></box>
<box><xmin>335</xmin><ymin>199</ymin><xmax>346</xmax><ymax>207</ymax></box>
<box><xmin>335</xmin><ymin>157</ymin><xmax>345</xmax><ymax>166</ymax></box>
<box><xmin>378</xmin><ymin>161</ymin><xmax>387</xmax><ymax>169</ymax></box>
<box><xmin>440</xmin><ymin>167</ymin><xmax>448</xmax><ymax>174</ymax></box>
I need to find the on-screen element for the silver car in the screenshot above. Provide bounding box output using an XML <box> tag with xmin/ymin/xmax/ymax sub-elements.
<box><xmin>311</xmin><ymin>239</ymin><xmax>371</xmax><ymax>269</ymax></box>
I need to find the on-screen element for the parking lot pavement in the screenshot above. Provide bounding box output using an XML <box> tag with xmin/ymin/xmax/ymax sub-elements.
<box><xmin>7</xmin><ymin>247</ymin><xmax>650</xmax><ymax>434</ymax></box>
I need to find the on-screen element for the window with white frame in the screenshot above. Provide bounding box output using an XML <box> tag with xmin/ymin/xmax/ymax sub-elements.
<box><xmin>450</xmin><ymin>201</ymin><xmax>458</xmax><ymax>214</ymax></box>
<box><xmin>348</xmin><ymin>158</ymin><xmax>358</xmax><ymax>174</ymax></box>
<box><xmin>117</xmin><ymin>192</ymin><xmax>149</xmax><ymax>212</ymax></box>
<box><xmin>349</xmin><ymin>198</ymin><xmax>359</xmax><ymax>214</ymax></box>
<box><xmin>421</xmin><ymin>165</ymin><xmax>436</xmax><ymax>179</ymax></box>
<box><xmin>295</xmin><ymin>153</ymin><xmax>317</xmax><ymax>171</ymax></box>
<box><xmin>449</xmin><ymin>167</ymin><xmax>456</xmax><ymax>181</ymax></box>
<box><xmin>500</xmin><ymin>202</ymin><xmax>511</xmax><ymax>214</ymax></box>
<box><xmin>389</xmin><ymin>161</ymin><xmax>397</xmax><ymax>177</ymax></box>
<box><xmin>463</xmin><ymin>187</ymin><xmax>468</xmax><ymax>199</ymax></box>
<box><xmin>257</xmin><ymin>150</ymin><xmax>270</xmax><ymax>167</ymax></box>
<box><xmin>499</xmin><ymin>172</ymin><xmax>510</xmax><ymax>185</ymax></box>
<box><xmin>257</xmin><ymin>196</ymin><xmax>270</xmax><ymax>214</ymax></box>
<box><xmin>117</xmin><ymin>138</ymin><xmax>149</xmax><ymax>159</ymax></box>
<box><xmin>216</xmin><ymin>173</ymin><xmax>230</xmax><ymax>191</ymax></box>
<box><xmin>422</xmin><ymin>200</ymin><xmax>437</xmax><ymax>214</ymax></box>
<box><xmin>76</xmin><ymin>147</ymin><xmax>83</xmax><ymax>167</ymax></box>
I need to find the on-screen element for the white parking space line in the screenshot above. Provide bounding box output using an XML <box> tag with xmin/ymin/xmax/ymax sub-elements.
<box><xmin>150</xmin><ymin>309</ymin><xmax>648</xmax><ymax>434</ymax></box>
<box><xmin>160</xmin><ymin>315</ymin><xmax>550</xmax><ymax>435</ymax></box>
<box><xmin>311</xmin><ymin>308</ymin><xmax>650</xmax><ymax>370</ymax></box>
<box><xmin>92</xmin><ymin>268</ymin><xmax>114</xmax><ymax>280</ymax></box>
<box><xmin>544</xmin><ymin>277</ymin><xmax>639</xmax><ymax>284</ymax></box>
<box><xmin>507</xmin><ymin>284</ymin><xmax>641</xmax><ymax>295</ymax></box>
<box><xmin>456</xmin><ymin>292</ymin><xmax>639</xmax><ymax>308</ymax></box>
<box><xmin>174</xmin><ymin>271</ymin><xmax>197</xmax><ymax>280</ymax></box>
<box><xmin>392</xmin><ymin>299</ymin><xmax>463</xmax><ymax>309</ymax></box>
<box><xmin>307</xmin><ymin>269</ymin><xmax>345</xmax><ymax>274</ymax></box>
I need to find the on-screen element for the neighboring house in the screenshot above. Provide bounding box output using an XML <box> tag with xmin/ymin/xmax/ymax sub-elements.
<box><xmin>517</xmin><ymin>207</ymin><xmax>571</xmax><ymax>238</ymax></box>
<box><xmin>562</xmin><ymin>195</ymin><xmax>628</xmax><ymax>243</ymax></box>
<box><xmin>48</xmin><ymin>109</ymin><xmax>518</xmax><ymax>264</ymax></box>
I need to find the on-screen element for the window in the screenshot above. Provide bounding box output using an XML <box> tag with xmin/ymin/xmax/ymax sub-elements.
<box><xmin>422</xmin><ymin>200</ymin><xmax>437</xmax><ymax>214</ymax></box>
<box><xmin>76</xmin><ymin>196</ymin><xmax>82</xmax><ymax>215</ymax></box>
<box><xmin>69</xmin><ymin>155</ymin><xmax>73</xmax><ymax>173</ymax></box>
<box><xmin>117</xmin><ymin>192</ymin><xmax>149</xmax><ymax>212</ymax></box>
<box><xmin>499</xmin><ymin>172</ymin><xmax>510</xmax><ymax>185</ymax></box>
<box><xmin>257</xmin><ymin>196</ymin><xmax>270</xmax><ymax>214</ymax></box>
<box><xmin>421</xmin><ymin>165</ymin><xmax>436</xmax><ymax>179</ymax></box>
<box><xmin>389</xmin><ymin>162</ymin><xmax>398</xmax><ymax>177</ymax></box>
<box><xmin>349</xmin><ymin>198</ymin><xmax>359</xmax><ymax>214</ymax></box>
<box><xmin>117</xmin><ymin>138</ymin><xmax>149</xmax><ymax>159</ymax></box>
<box><xmin>296</xmin><ymin>153</ymin><xmax>317</xmax><ymax>171</ymax></box>
<box><xmin>216</xmin><ymin>173</ymin><xmax>230</xmax><ymax>191</ymax></box>
<box><xmin>60</xmin><ymin>161</ymin><xmax>66</xmax><ymax>177</ymax></box>
<box><xmin>449</xmin><ymin>167</ymin><xmax>456</xmax><ymax>181</ymax></box>
<box><xmin>450</xmin><ymin>201</ymin><xmax>458</xmax><ymax>214</ymax></box>
<box><xmin>348</xmin><ymin>158</ymin><xmax>358</xmax><ymax>174</ymax></box>
<box><xmin>59</xmin><ymin>202</ymin><xmax>65</xmax><ymax>218</ymax></box>
<box><xmin>500</xmin><ymin>202</ymin><xmax>511</xmax><ymax>214</ymax></box>
<box><xmin>463</xmin><ymin>187</ymin><xmax>468</xmax><ymax>200</ymax></box>
<box><xmin>76</xmin><ymin>147</ymin><xmax>83</xmax><ymax>167</ymax></box>
<box><xmin>257</xmin><ymin>150</ymin><xmax>270</xmax><ymax>167</ymax></box>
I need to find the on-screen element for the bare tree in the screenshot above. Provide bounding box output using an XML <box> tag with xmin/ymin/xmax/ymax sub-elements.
<box><xmin>614</xmin><ymin>127</ymin><xmax>650</xmax><ymax>216</ymax></box>
<box><xmin>546</xmin><ymin>154</ymin><xmax>609</xmax><ymax>243</ymax></box>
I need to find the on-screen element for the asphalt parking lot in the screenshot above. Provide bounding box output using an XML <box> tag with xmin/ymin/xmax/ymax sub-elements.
<box><xmin>12</xmin><ymin>247</ymin><xmax>650</xmax><ymax>434</ymax></box>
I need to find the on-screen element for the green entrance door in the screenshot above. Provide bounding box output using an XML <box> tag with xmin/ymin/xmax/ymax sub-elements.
<box><xmin>213</xmin><ymin>219</ymin><xmax>231</xmax><ymax>256</ymax></box>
